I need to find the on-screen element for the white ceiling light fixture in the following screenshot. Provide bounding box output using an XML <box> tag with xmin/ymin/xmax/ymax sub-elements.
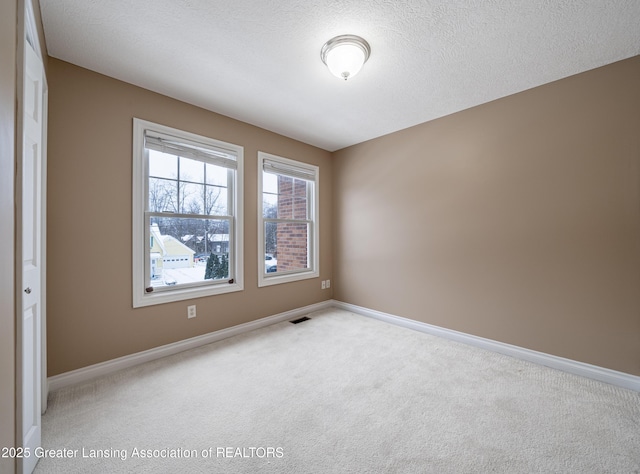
<box><xmin>321</xmin><ymin>35</ymin><xmax>371</xmax><ymax>81</ymax></box>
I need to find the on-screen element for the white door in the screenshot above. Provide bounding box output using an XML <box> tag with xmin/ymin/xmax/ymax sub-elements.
<box><xmin>21</xmin><ymin>38</ymin><xmax>44</xmax><ymax>474</ymax></box>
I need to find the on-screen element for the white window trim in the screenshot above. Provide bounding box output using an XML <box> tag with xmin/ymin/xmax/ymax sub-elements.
<box><xmin>257</xmin><ymin>151</ymin><xmax>319</xmax><ymax>287</ymax></box>
<box><xmin>133</xmin><ymin>118</ymin><xmax>244</xmax><ymax>307</ymax></box>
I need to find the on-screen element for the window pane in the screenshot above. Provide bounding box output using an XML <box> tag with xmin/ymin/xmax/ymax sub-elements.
<box><xmin>292</xmin><ymin>197</ymin><xmax>308</xmax><ymax>219</ymax></box>
<box><xmin>263</xmin><ymin>193</ymin><xmax>277</xmax><ymax>218</ymax></box>
<box><xmin>205</xmin><ymin>185</ymin><xmax>228</xmax><ymax>215</ymax></box>
<box><xmin>263</xmin><ymin>171</ymin><xmax>278</xmax><ymax>193</ymax></box>
<box><xmin>150</xmin><ymin>216</ymin><xmax>230</xmax><ymax>287</ymax></box>
<box><xmin>149</xmin><ymin>150</ymin><xmax>177</xmax><ymax>179</ymax></box>
<box><xmin>206</xmin><ymin>163</ymin><xmax>228</xmax><ymax>186</ymax></box>
<box><xmin>180</xmin><ymin>182</ymin><xmax>205</xmax><ymax>214</ymax></box>
<box><xmin>276</xmin><ymin>195</ymin><xmax>292</xmax><ymax>219</ymax></box>
<box><xmin>149</xmin><ymin>178</ymin><xmax>177</xmax><ymax>212</ymax></box>
<box><xmin>265</xmin><ymin>221</ymin><xmax>278</xmax><ymax>258</ymax></box>
<box><xmin>264</xmin><ymin>221</ymin><xmax>309</xmax><ymax>274</ymax></box>
<box><xmin>180</xmin><ymin>156</ymin><xmax>205</xmax><ymax>183</ymax></box>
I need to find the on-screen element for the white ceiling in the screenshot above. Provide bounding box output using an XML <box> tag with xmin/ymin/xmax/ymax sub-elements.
<box><xmin>39</xmin><ymin>0</ymin><xmax>640</xmax><ymax>152</ymax></box>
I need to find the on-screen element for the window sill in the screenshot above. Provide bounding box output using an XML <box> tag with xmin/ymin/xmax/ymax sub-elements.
<box><xmin>257</xmin><ymin>269</ymin><xmax>318</xmax><ymax>288</ymax></box>
<box><xmin>133</xmin><ymin>281</ymin><xmax>243</xmax><ymax>308</ymax></box>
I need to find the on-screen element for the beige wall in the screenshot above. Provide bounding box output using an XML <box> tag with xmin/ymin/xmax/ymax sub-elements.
<box><xmin>333</xmin><ymin>56</ymin><xmax>640</xmax><ymax>376</ymax></box>
<box><xmin>47</xmin><ymin>54</ymin><xmax>640</xmax><ymax>379</ymax></box>
<box><xmin>0</xmin><ymin>1</ymin><xmax>17</xmax><ymax>470</ymax></box>
<box><xmin>47</xmin><ymin>59</ymin><xmax>333</xmax><ymax>376</ymax></box>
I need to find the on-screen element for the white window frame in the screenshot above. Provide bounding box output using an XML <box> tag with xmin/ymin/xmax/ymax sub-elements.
<box><xmin>258</xmin><ymin>151</ymin><xmax>319</xmax><ymax>287</ymax></box>
<box><xmin>133</xmin><ymin>118</ymin><xmax>244</xmax><ymax>307</ymax></box>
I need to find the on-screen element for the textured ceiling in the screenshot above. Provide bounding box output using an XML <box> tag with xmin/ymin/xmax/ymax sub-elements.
<box><xmin>40</xmin><ymin>0</ymin><xmax>640</xmax><ymax>151</ymax></box>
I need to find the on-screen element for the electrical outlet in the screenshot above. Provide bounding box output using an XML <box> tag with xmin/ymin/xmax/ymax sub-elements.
<box><xmin>321</xmin><ymin>280</ymin><xmax>326</xmax><ymax>290</ymax></box>
<box><xmin>187</xmin><ymin>305</ymin><xmax>196</xmax><ymax>319</ymax></box>
<box><xmin>326</xmin><ymin>279</ymin><xmax>330</xmax><ymax>288</ymax></box>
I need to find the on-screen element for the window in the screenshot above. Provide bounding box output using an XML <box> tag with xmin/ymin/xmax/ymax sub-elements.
<box><xmin>133</xmin><ymin>119</ymin><xmax>243</xmax><ymax>307</ymax></box>
<box><xmin>258</xmin><ymin>152</ymin><xmax>319</xmax><ymax>286</ymax></box>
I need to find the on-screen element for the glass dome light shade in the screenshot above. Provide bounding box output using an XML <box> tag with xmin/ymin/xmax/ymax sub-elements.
<box><xmin>321</xmin><ymin>35</ymin><xmax>371</xmax><ymax>81</ymax></box>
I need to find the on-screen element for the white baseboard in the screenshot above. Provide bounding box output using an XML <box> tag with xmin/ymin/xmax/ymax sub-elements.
<box><xmin>332</xmin><ymin>300</ymin><xmax>640</xmax><ymax>392</ymax></box>
<box><xmin>48</xmin><ymin>300</ymin><xmax>333</xmax><ymax>392</ymax></box>
<box><xmin>48</xmin><ymin>298</ymin><xmax>639</xmax><ymax>393</ymax></box>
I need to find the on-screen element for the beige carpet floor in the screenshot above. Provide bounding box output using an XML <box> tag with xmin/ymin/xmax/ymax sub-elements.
<box><xmin>35</xmin><ymin>309</ymin><xmax>640</xmax><ymax>473</ymax></box>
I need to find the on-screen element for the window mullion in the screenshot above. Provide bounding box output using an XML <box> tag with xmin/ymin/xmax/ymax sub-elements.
<box><xmin>176</xmin><ymin>158</ymin><xmax>181</xmax><ymax>214</ymax></box>
<box><xmin>203</xmin><ymin>163</ymin><xmax>208</xmax><ymax>213</ymax></box>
